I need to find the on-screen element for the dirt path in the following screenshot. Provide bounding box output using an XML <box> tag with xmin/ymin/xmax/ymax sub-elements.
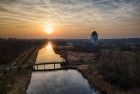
<box><xmin>0</xmin><ymin>48</ymin><xmax>39</xmax><ymax>94</ymax></box>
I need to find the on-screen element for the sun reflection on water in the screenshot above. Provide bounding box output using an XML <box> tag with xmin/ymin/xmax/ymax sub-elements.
<box><xmin>36</xmin><ymin>42</ymin><xmax>64</xmax><ymax>64</ymax></box>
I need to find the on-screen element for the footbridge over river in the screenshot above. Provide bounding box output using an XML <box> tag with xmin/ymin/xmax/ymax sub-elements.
<box><xmin>33</xmin><ymin>62</ymin><xmax>66</xmax><ymax>71</ymax></box>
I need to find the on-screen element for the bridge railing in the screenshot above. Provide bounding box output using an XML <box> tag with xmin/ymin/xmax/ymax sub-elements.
<box><xmin>33</xmin><ymin>62</ymin><xmax>65</xmax><ymax>71</ymax></box>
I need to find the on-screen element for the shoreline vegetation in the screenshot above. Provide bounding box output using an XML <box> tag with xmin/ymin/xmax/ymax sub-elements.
<box><xmin>0</xmin><ymin>39</ymin><xmax>45</xmax><ymax>94</ymax></box>
<box><xmin>0</xmin><ymin>39</ymin><xmax>139</xmax><ymax>94</ymax></box>
<box><xmin>54</xmin><ymin>43</ymin><xmax>140</xmax><ymax>94</ymax></box>
<box><xmin>0</xmin><ymin>48</ymin><xmax>39</xmax><ymax>94</ymax></box>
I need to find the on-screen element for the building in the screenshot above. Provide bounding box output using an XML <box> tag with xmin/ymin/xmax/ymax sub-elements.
<box><xmin>91</xmin><ymin>31</ymin><xmax>98</xmax><ymax>44</ymax></box>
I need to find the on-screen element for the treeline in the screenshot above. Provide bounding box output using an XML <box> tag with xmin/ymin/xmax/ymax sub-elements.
<box><xmin>0</xmin><ymin>38</ymin><xmax>46</xmax><ymax>65</ymax></box>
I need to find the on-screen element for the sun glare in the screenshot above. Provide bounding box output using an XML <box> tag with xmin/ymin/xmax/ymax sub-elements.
<box><xmin>45</xmin><ymin>23</ymin><xmax>53</xmax><ymax>34</ymax></box>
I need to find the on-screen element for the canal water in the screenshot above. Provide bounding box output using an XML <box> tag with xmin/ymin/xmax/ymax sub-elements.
<box><xmin>27</xmin><ymin>42</ymin><xmax>99</xmax><ymax>94</ymax></box>
<box><xmin>36</xmin><ymin>42</ymin><xmax>65</xmax><ymax>64</ymax></box>
<box><xmin>34</xmin><ymin>42</ymin><xmax>64</xmax><ymax>70</ymax></box>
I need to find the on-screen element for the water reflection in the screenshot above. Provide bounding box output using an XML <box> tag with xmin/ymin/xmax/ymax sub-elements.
<box><xmin>36</xmin><ymin>42</ymin><xmax>64</xmax><ymax>64</ymax></box>
<box><xmin>27</xmin><ymin>42</ymin><xmax>99</xmax><ymax>94</ymax></box>
<box><xmin>27</xmin><ymin>70</ymin><xmax>99</xmax><ymax>94</ymax></box>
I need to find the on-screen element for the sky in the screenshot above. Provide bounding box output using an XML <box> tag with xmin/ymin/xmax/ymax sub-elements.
<box><xmin>0</xmin><ymin>0</ymin><xmax>140</xmax><ymax>39</ymax></box>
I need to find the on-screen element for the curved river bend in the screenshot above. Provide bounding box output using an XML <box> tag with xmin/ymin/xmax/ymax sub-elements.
<box><xmin>27</xmin><ymin>42</ymin><xmax>99</xmax><ymax>94</ymax></box>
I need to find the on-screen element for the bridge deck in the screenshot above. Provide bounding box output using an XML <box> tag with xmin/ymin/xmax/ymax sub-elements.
<box><xmin>33</xmin><ymin>62</ymin><xmax>65</xmax><ymax>71</ymax></box>
<box><xmin>35</xmin><ymin>62</ymin><xmax>65</xmax><ymax>65</ymax></box>
<box><xmin>33</xmin><ymin>68</ymin><xmax>63</xmax><ymax>71</ymax></box>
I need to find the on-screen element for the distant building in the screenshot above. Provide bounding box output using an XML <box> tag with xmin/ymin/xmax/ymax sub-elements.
<box><xmin>91</xmin><ymin>31</ymin><xmax>98</xmax><ymax>44</ymax></box>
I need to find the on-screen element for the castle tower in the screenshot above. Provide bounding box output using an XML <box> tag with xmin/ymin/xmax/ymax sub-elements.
<box><xmin>91</xmin><ymin>31</ymin><xmax>98</xmax><ymax>44</ymax></box>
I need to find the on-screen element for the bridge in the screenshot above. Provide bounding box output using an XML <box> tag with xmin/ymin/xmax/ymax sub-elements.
<box><xmin>33</xmin><ymin>62</ymin><xmax>66</xmax><ymax>71</ymax></box>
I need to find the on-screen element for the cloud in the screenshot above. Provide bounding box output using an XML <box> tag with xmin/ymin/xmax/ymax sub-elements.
<box><xmin>0</xmin><ymin>0</ymin><xmax>140</xmax><ymax>38</ymax></box>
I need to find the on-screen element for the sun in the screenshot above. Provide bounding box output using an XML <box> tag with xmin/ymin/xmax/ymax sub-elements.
<box><xmin>45</xmin><ymin>23</ymin><xmax>53</xmax><ymax>34</ymax></box>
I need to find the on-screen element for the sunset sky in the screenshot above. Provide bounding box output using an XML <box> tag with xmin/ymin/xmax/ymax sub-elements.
<box><xmin>0</xmin><ymin>0</ymin><xmax>140</xmax><ymax>39</ymax></box>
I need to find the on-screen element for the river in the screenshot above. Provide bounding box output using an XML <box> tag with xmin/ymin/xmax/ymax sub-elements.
<box><xmin>27</xmin><ymin>42</ymin><xmax>99</xmax><ymax>94</ymax></box>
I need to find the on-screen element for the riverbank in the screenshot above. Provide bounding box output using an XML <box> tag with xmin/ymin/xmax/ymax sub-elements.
<box><xmin>0</xmin><ymin>47</ymin><xmax>40</xmax><ymax>94</ymax></box>
<box><xmin>55</xmin><ymin>48</ymin><xmax>140</xmax><ymax>94</ymax></box>
<box><xmin>76</xmin><ymin>64</ymin><xmax>140</xmax><ymax>94</ymax></box>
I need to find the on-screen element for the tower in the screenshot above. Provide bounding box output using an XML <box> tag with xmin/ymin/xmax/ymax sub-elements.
<box><xmin>91</xmin><ymin>31</ymin><xmax>98</xmax><ymax>44</ymax></box>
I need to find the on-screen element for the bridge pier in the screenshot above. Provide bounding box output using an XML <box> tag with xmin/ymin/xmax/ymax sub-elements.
<box><xmin>54</xmin><ymin>64</ymin><xmax>55</xmax><ymax>69</ymax></box>
<box><xmin>44</xmin><ymin>64</ymin><xmax>45</xmax><ymax>69</ymax></box>
<box><xmin>37</xmin><ymin>65</ymin><xmax>38</xmax><ymax>70</ymax></box>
